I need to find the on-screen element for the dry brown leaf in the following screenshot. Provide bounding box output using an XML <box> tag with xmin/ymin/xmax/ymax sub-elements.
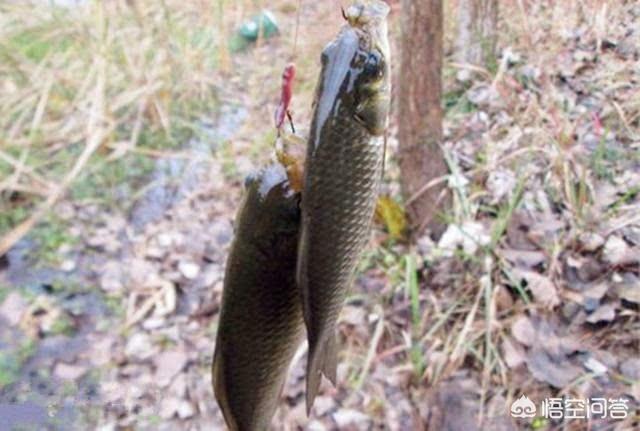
<box><xmin>500</xmin><ymin>248</ymin><xmax>547</xmax><ymax>268</ymax></box>
<box><xmin>526</xmin><ymin>348</ymin><xmax>582</xmax><ymax>388</ymax></box>
<box><xmin>502</xmin><ymin>336</ymin><xmax>526</xmax><ymax>368</ymax></box>
<box><xmin>586</xmin><ymin>303</ymin><xmax>616</xmax><ymax>323</ymax></box>
<box><xmin>619</xmin><ymin>283</ymin><xmax>640</xmax><ymax>304</ymax></box>
<box><xmin>155</xmin><ymin>349</ymin><xmax>189</xmax><ymax>387</ymax></box>
<box><xmin>53</xmin><ymin>362</ymin><xmax>88</xmax><ymax>381</ymax></box>
<box><xmin>603</xmin><ymin>236</ymin><xmax>638</xmax><ymax>266</ymax></box>
<box><xmin>0</xmin><ymin>292</ymin><xmax>28</xmax><ymax>326</ymax></box>
<box><xmin>511</xmin><ymin>316</ymin><xmax>536</xmax><ymax>346</ymax></box>
<box><xmin>517</xmin><ymin>270</ymin><xmax>560</xmax><ymax>307</ymax></box>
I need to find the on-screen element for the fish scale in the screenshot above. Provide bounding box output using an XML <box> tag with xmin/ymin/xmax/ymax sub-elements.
<box><xmin>212</xmin><ymin>164</ymin><xmax>304</xmax><ymax>431</ymax></box>
<box><xmin>299</xmin><ymin>101</ymin><xmax>385</xmax><ymax>403</ymax></box>
<box><xmin>297</xmin><ymin>0</ymin><xmax>391</xmax><ymax>412</ymax></box>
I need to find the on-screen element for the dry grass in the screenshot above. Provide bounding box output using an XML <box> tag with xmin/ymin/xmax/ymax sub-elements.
<box><xmin>0</xmin><ymin>0</ymin><xmax>233</xmax><ymax>251</ymax></box>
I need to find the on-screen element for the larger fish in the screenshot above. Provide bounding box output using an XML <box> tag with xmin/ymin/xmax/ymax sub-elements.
<box><xmin>212</xmin><ymin>164</ymin><xmax>304</xmax><ymax>431</ymax></box>
<box><xmin>297</xmin><ymin>0</ymin><xmax>391</xmax><ymax>411</ymax></box>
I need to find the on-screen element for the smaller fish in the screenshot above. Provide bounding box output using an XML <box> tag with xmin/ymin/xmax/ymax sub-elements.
<box><xmin>212</xmin><ymin>163</ymin><xmax>304</xmax><ymax>431</ymax></box>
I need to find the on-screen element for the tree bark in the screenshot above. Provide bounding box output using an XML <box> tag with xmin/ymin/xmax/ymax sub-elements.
<box><xmin>398</xmin><ymin>0</ymin><xmax>449</xmax><ymax>238</ymax></box>
<box><xmin>455</xmin><ymin>0</ymin><xmax>499</xmax><ymax>67</ymax></box>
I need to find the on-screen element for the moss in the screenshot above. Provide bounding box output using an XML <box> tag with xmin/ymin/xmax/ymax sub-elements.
<box><xmin>0</xmin><ymin>351</ymin><xmax>20</xmax><ymax>389</ymax></box>
<box><xmin>443</xmin><ymin>85</ymin><xmax>475</xmax><ymax>115</ymax></box>
<box><xmin>7</xmin><ymin>27</ymin><xmax>73</xmax><ymax>62</ymax></box>
<box><xmin>0</xmin><ymin>285</ymin><xmax>10</xmax><ymax>304</ymax></box>
<box><xmin>71</xmin><ymin>152</ymin><xmax>155</xmax><ymax>205</ymax></box>
<box><xmin>0</xmin><ymin>205</ymin><xmax>29</xmax><ymax>236</ymax></box>
<box><xmin>48</xmin><ymin>312</ymin><xmax>76</xmax><ymax>336</ymax></box>
<box><xmin>0</xmin><ymin>337</ymin><xmax>36</xmax><ymax>390</ymax></box>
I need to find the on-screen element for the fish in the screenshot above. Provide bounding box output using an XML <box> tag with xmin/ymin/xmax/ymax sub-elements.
<box><xmin>212</xmin><ymin>163</ymin><xmax>304</xmax><ymax>431</ymax></box>
<box><xmin>296</xmin><ymin>0</ymin><xmax>391</xmax><ymax>412</ymax></box>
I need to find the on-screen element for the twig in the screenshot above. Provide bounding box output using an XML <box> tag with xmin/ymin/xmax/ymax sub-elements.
<box><xmin>355</xmin><ymin>306</ymin><xmax>385</xmax><ymax>390</ymax></box>
<box><xmin>450</xmin><ymin>280</ymin><xmax>483</xmax><ymax>364</ymax></box>
<box><xmin>605</xmin><ymin>212</ymin><xmax>640</xmax><ymax>237</ymax></box>
<box><xmin>612</xmin><ymin>101</ymin><xmax>638</xmax><ymax>140</ymax></box>
<box><xmin>124</xmin><ymin>278</ymin><xmax>175</xmax><ymax>328</ymax></box>
<box><xmin>447</xmin><ymin>61</ymin><xmax>492</xmax><ymax>80</ymax></box>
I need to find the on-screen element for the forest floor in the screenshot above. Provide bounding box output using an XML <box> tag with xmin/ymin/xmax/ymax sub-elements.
<box><xmin>0</xmin><ymin>1</ymin><xmax>639</xmax><ymax>430</ymax></box>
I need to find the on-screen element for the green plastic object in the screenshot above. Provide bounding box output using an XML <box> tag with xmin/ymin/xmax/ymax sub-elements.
<box><xmin>239</xmin><ymin>10</ymin><xmax>279</xmax><ymax>41</ymax></box>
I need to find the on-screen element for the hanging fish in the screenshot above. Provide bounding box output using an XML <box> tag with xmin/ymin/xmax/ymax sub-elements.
<box><xmin>296</xmin><ymin>0</ymin><xmax>391</xmax><ymax>412</ymax></box>
<box><xmin>212</xmin><ymin>163</ymin><xmax>304</xmax><ymax>431</ymax></box>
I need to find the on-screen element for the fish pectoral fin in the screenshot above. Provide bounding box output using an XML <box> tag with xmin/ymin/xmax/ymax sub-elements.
<box><xmin>305</xmin><ymin>334</ymin><xmax>339</xmax><ymax>414</ymax></box>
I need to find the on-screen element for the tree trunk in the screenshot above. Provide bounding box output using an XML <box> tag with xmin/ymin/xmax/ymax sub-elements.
<box><xmin>398</xmin><ymin>0</ymin><xmax>449</xmax><ymax>238</ymax></box>
<box><xmin>455</xmin><ymin>0</ymin><xmax>499</xmax><ymax>67</ymax></box>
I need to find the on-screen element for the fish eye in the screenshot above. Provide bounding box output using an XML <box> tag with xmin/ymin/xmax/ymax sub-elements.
<box><xmin>363</xmin><ymin>51</ymin><xmax>384</xmax><ymax>79</ymax></box>
<box><xmin>321</xmin><ymin>48</ymin><xmax>331</xmax><ymax>65</ymax></box>
<box><xmin>244</xmin><ymin>172</ymin><xmax>257</xmax><ymax>189</ymax></box>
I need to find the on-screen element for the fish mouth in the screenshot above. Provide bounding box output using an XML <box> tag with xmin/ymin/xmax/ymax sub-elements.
<box><xmin>345</xmin><ymin>0</ymin><xmax>390</xmax><ymax>25</ymax></box>
<box><xmin>311</xmin><ymin>1</ymin><xmax>390</xmax><ymax>147</ymax></box>
<box><xmin>344</xmin><ymin>0</ymin><xmax>390</xmax><ymax>59</ymax></box>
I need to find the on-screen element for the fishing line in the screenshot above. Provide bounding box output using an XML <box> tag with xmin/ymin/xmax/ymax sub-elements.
<box><xmin>292</xmin><ymin>0</ymin><xmax>303</xmax><ymax>61</ymax></box>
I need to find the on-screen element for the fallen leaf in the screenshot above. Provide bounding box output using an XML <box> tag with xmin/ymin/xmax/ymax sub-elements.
<box><xmin>486</xmin><ymin>169</ymin><xmax>516</xmax><ymax>204</ymax></box>
<box><xmin>333</xmin><ymin>409</ymin><xmax>370</xmax><ymax>428</ymax></box>
<box><xmin>0</xmin><ymin>292</ymin><xmax>27</xmax><ymax>326</ymax></box>
<box><xmin>374</xmin><ymin>196</ymin><xmax>407</xmax><ymax>241</ymax></box>
<box><xmin>495</xmin><ymin>285</ymin><xmax>514</xmax><ymax>311</ymax></box>
<box><xmin>99</xmin><ymin>261</ymin><xmax>124</xmax><ymax>293</ymax></box>
<box><xmin>312</xmin><ymin>396</ymin><xmax>335</xmax><ymax>417</ymax></box>
<box><xmin>620</xmin><ymin>358</ymin><xmax>640</xmax><ymax>381</ymax></box>
<box><xmin>500</xmin><ymin>249</ymin><xmax>546</xmax><ymax>268</ymax></box>
<box><xmin>632</xmin><ymin>382</ymin><xmax>640</xmax><ymax>402</ymax></box>
<box><xmin>517</xmin><ymin>270</ymin><xmax>560</xmax><ymax>307</ymax></box>
<box><xmin>155</xmin><ymin>349</ymin><xmax>188</xmax><ymax>387</ymax></box>
<box><xmin>307</xmin><ymin>420</ymin><xmax>329</xmax><ymax>431</ymax></box>
<box><xmin>603</xmin><ymin>236</ymin><xmax>637</xmax><ymax>266</ymax></box>
<box><xmin>88</xmin><ymin>336</ymin><xmax>116</xmax><ymax>367</ymax></box>
<box><xmin>53</xmin><ymin>362</ymin><xmax>88</xmax><ymax>380</ymax></box>
<box><xmin>424</xmin><ymin>380</ymin><xmax>480</xmax><ymax>431</ymax></box>
<box><xmin>582</xmin><ymin>283</ymin><xmax>609</xmax><ymax>301</ymax></box>
<box><xmin>159</xmin><ymin>396</ymin><xmax>181</xmax><ymax>419</ymax></box>
<box><xmin>178</xmin><ymin>261</ymin><xmax>200</xmax><ymax>280</ymax></box>
<box><xmin>502</xmin><ymin>337</ymin><xmax>526</xmax><ymax>368</ymax></box>
<box><xmin>339</xmin><ymin>305</ymin><xmax>366</xmax><ymax>327</ymax></box>
<box><xmin>511</xmin><ymin>316</ymin><xmax>536</xmax><ymax>346</ymax></box>
<box><xmin>583</xmin><ymin>356</ymin><xmax>608</xmax><ymax>375</ymax></box>
<box><xmin>586</xmin><ymin>303</ymin><xmax>616</xmax><ymax>323</ymax></box>
<box><xmin>579</xmin><ymin>232</ymin><xmax>605</xmax><ymax>252</ymax></box>
<box><xmin>618</xmin><ymin>273</ymin><xmax>640</xmax><ymax>304</ymax></box>
<box><xmin>125</xmin><ymin>332</ymin><xmax>155</xmax><ymax>361</ymax></box>
<box><xmin>176</xmin><ymin>399</ymin><xmax>196</xmax><ymax>419</ymax></box>
<box><xmin>526</xmin><ymin>348</ymin><xmax>582</xmax><ymax>388</ymax></box>
<box><xmin>438</xmin><ymin>222</ymin><xmax>490</xmax><ymax>257</ymax></box>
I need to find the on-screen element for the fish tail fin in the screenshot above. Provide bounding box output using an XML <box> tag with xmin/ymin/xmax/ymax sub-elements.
<box><xmin>305</xmin><ymin>334</ymin><xmax>338</xmax><ymax>414</ymax></box>
<box><xmin>322</xmin><ymin>334</ymin><xmax>338</xmax><ymax>385</ymax></box>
